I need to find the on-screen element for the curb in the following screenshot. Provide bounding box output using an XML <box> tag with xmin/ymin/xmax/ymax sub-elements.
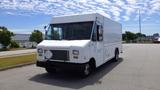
<box><xmin>0</xmin><ymin>53</ymin><xmax>36</xmax><ymax>58</ymax></box>
<box><xmin>0</xmin><ymin>62</ymin><xmax>36</xmax><ymax>71</ymax></box>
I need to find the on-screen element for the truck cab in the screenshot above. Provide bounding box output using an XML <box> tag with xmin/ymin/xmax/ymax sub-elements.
<box><xmin>36</xmin><ymin>13</ymin><xmax>122</xmax><ymax>77</ymax></box>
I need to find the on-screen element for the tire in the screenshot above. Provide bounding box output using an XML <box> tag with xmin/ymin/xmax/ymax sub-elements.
<box><xmin>45</xmin><ymin>68</ymin><xmax>57</xmax><ymax>74</ymax></box>
<box><xmin>113</xmin><ymin>49</ymin><xmax>119</xmax><ymax>62</ymax></box>
<box><xmin>81</xmin><ymin>63</ymin><xmax>91</xmax><ymax>77</ymax></box>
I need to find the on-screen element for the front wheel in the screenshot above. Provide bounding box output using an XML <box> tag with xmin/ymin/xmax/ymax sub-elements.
<box><xmin>81</xmin><ymin>63</ymin><xmax>91</xmax><ymax>77</ymax></box>
<box><xmin>45</xmin><ymin>68</ymin><xmax>57</xmax><ymax>74</ymax></box>
<box><xmin>113</xmin><ymin>50</ymin><xmax>119</xmax><ymax>62</ymax></box>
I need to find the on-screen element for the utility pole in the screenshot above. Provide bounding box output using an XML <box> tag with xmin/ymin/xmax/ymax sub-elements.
<box><xmin>138</xmin><ymin>9</ymin><xmax>142</xmax><ymax>43</ymax></box>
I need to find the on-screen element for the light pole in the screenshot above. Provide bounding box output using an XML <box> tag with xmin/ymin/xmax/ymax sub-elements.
<box><xmin>138</xmin><ymin>9</ymin><xmax>142</xmax><ymax>43</ymax></box>
<box><xmin>136</xmin><ymin>3</ymin><xmax>145</xmax><ymax>43</ymax></box>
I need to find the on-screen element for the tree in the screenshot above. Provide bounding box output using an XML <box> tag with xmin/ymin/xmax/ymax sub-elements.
<box><xmin>10</xmin><ymin>40</ymin><xmax>20</xmax><ymax>48</ymax></box>
<box><xmin>0</xmin><ymin>26</ymin><xmax>14</xmax><ymax>48</ymax></box>
<box><xmin>136</xmin><ymin>33</ymin><xmax>146</xmax><ymax>38</ymax></box>
<box><xmin>122</xmin><ymin>33</ymin><xmax>126</xmax><ymax>41</ymax></box>
<box><xmin>123</xmin><ymin>31</ymin><xmax>137</xmax><ymax>42</ymax></box>
<box><xmin>29</xmin><ymin>30</ymin><xmax>43</xmax><ymax>43</ymax></box>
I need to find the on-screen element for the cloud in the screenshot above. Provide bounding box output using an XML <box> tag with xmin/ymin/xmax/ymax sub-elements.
<box><xmin>5</xmin><ymin>11</ymin><xmax>15</xmax><ymax>15</ymax></box>
<box><xmin>96</xmin><ymin>10</ymin><xmax>111</xmax><ymax>18</ymax></box>
<box><xmin>0</xmin><ymin>0</ymin><xmax>160</xmax><ymax>22</ymax></box>
<box><xmin>4</xmin><ymin>11</ymin><xmax>31</xmax><ymax>16</ymax></box>
<box><xmin>142</xmin><ymin>16</ymin><xmax>151</xmax><ymax>22</ymax></box>
<box><xmin>150</xmin><ymin>0</ymin><xmax>160</xmax><ymax>10</ymax></box>
<box><xmin>123</xmin><ymin>16</ymin><xmax>130</xmax><ymax>21</ymax></box>
<box><xmin>126</xmin><ymin>0</ymin><xmax>137</xmax><ymax>4</ymax></box>
<box><xmin>124</xmin><ymin>6</ymin><xmax>136</xmax><ymax>16</ymax></box>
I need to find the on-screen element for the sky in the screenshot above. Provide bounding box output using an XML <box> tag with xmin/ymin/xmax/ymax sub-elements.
<box><xmin>0</xmin><ymin>0</ymin><xmax>160</xmax><ymax>35</ymax></box>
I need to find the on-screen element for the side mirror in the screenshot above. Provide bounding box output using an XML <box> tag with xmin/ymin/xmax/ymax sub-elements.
<box><xmin>44</xmin><ymin>26</ymin><xmax>47</xmax><ymax>30</ymax></box>
<box><xmin>98</xmin><ymin>26</ymin><xmax>103</xmax><ymax>41</ymax></box>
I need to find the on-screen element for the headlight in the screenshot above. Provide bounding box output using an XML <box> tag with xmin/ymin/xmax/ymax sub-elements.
<box><xmin>44</xmin><ymin>50</ymin><xmax>52</xmax><ymax>59</ymax></box>
<box><xmin>37</xmin><ymin>48</ymin><xmax>43</xmax><ymax>53</ymax></box>
<box><xmin>72</xmin><ymin>50</ymin><xmax>79</xmax><ymax>55</ymax></box>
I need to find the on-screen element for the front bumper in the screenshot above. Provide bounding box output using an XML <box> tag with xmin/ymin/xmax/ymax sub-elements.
<box><xmin>36</xmin><ymin>61</ymin><xmax>86</xmax><ymax>71</ymax></box>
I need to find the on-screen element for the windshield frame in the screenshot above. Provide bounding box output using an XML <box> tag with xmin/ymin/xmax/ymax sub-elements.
<box><xmin>45</xmin><ymin>21</ymin><xmax>94</xmax><ymax>40</ymax></box>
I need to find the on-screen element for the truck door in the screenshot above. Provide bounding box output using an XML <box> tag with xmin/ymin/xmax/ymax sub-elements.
<box><xmin>92</xmin><ymin>23</ymin><xmax>104</xmax><ymax>66</ymax></box>
<box><xmin>97</xmin><ymin>24</ymin><xmax>104</xmax><ymax>65</ymax></box>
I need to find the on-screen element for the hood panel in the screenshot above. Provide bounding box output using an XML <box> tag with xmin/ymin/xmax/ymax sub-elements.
<box><xmin>38</xmin><ymin>40</ymin><xmax>90</xmax><ymax>48</ymax></box>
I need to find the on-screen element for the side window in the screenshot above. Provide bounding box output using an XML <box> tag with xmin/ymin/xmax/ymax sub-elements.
<box><xmin>98</xmin><ymin>25</ymin><xmax>103</xmax><ymax>41</ymax></box>
<box><xmin>94</xmin><ymin>25</ymin><xmax>103</xmax><ymax>41</ymax></box>
<box><xmin>92</xmin><ymin>23</ymin><xmax>103</xmax><ymax>41</ymax></box>
<box><xmin>92</xmin><ymin>25</ymin><xmax>97</xmax><ymax>41</ymax></box>
<box><xmin>97</xmin><ymin>25</ymin><xmax>100</xmax><ymax>41</ymax></box>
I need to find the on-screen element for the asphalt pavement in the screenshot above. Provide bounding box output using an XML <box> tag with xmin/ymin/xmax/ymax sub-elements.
<box><xmin>0</xmin><ymin>44</ymin><xmax>160</xmax><ymax>90</ymax></box>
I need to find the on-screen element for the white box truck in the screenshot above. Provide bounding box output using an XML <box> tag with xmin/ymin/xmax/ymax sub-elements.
<box><xmin>36</xmin><ymin>13</ymin><xmax>122</xmax><ymax>77</ymax></box>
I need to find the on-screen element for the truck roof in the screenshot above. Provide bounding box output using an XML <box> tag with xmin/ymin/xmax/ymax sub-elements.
<box><xmin>50</xmin><ymin>12</ymin><xmax>110</xmax><ymax>24</ymax></box>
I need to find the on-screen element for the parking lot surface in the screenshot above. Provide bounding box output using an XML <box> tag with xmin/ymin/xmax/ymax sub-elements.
<box><xmin>0</xmin><ymin>44</ymin><xmax>160</xmax><ymax>90</ymax></box>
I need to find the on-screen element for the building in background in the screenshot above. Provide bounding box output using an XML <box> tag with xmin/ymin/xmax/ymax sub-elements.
<box><xmin>12</xmin><ymin>34</ymin><xmax>37</xmax><ymax>48</ymax></box>
<box><xmin>12</xmin><ymin>34</ymin><xmax>30</xmax><ymax>43</ymax></box>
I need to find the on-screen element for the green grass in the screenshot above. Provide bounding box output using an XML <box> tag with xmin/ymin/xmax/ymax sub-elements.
<box><xmin>0</xmin><ymin>54</ymin><xmax>36</xmax><ymax>69</ymax></box>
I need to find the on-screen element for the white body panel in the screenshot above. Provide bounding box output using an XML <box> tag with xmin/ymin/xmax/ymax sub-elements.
<box><xmin>37</xmin><ymin>13</ymin><xmax>122</xmax><ymax>68</ymax></box>
<box><xmin>37</xmin><ymin>40</ymin><xmax>91</xmax><ymax>63</ymax></box>
<box><xmin>103</xmin><ymin>16</ymin><xmax>122</xmax><ymax>63</ymax></box>
<box><xmin>51</xmin><ymin>14</ymin><xmax>96</xmax><ymax>24</ymax></box>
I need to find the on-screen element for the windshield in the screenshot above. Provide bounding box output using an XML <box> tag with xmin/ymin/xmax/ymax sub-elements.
<box><xmin>45</xmin><ymin>21</ymin><xmax>93</xmax><ymax>40</ymax></box>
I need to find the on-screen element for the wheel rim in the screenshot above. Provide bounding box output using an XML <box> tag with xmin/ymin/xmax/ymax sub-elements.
<box><xmin>116</xmin><ymin>52</ymin><xmax>119</xmax><ymax>60</ymax></box>
<box><xmin>84</xmin><ymin>64</ymin><xmax>90</xmax><ymax>75</ymax></box>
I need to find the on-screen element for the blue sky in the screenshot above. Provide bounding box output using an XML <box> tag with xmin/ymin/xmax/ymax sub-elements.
<box><xmin>0</xmin><ymin>0</ymin><xmax>160</xmax><ymax>35</ymax></box>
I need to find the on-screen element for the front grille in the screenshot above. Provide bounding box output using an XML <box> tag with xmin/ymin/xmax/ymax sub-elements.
<box><xmin>51</xmin><ymin>50</ymin><xmax>69</xmax><ymax>60</ymax></box>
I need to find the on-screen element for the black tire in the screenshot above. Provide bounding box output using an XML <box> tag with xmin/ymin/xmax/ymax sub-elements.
<box><xmin>45</xmin><ymin>68</ymin><xmax>57</xmax><ymax>74</ymax></box>
<box><xmin>113</xmin><ymin>49</ymin><xmax>119</xmax><ymax>62</ymax></box>
<box><xmin>81</xmin><ymin>63</ymin><xmax>91</xmax><ymax>77</ymax></box>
